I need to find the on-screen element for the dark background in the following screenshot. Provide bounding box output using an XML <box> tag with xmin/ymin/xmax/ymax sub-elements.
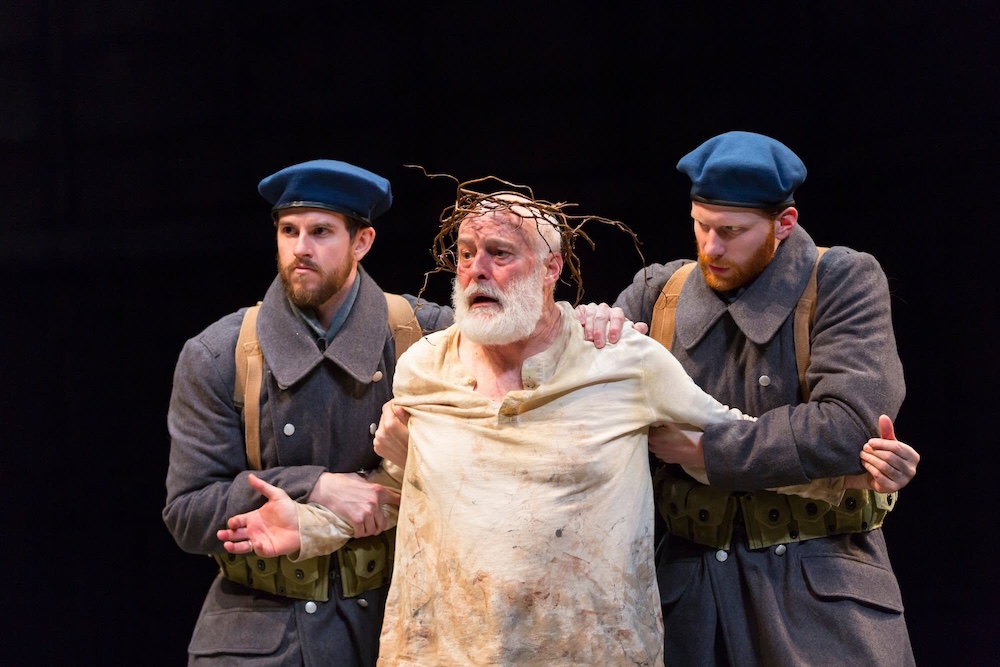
<box><xmin>3</xmin><ymin>2</ymin><xmax>997</xmax><ymax>665</ymax></box>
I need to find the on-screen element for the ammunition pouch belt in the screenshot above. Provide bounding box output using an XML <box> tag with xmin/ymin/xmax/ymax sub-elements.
<box><xmin>654</xmin><ymin>469</ymin><xmax>897</xmax><ymax>551</ymax></box>
<box><xmin>213</xmin><ymin>528</ymin><xmax>395</xmax><ymax>601</ymax></box>
<box><xmin>335</xmin><ymin>529</ymin><xmax>395</xmax><ymax>599</ymax></box>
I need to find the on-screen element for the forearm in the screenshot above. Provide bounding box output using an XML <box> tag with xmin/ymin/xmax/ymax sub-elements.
<box><xmin>294</xmin><ymin>461</ymin><xmax>403</xmax><ymax>561</ymax></box>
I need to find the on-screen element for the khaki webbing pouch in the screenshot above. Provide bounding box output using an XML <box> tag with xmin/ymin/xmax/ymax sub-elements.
<box><xmin>214</xmin><ymin>529</ymin><xmax>398</xmax><ymax>601</ymax></box>
<box><xmin>335</xmin><ymin>529</ymin><xmax>396</xmax><ymax>599</ymax></box>
<box><xmin>656</xmin><ymin>470</ymin><xmax>897</xmax><ymax>551</ymax></box>
<box><xmin>213</xmin><ymin>552</ymin><xmax>332</xmax><ymax>601</ymax></box>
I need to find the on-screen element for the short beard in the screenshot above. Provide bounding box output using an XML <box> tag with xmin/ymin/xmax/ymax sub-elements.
<box><xmin>452</xmin><ymin>270</ymin><xmax>545</xmax><ymax>346</ymax></box>
<box><xmin>698</xmin><ymin>224</ymin><xmax>776</xmax><ymax>292</ymax></box>
<box><xmin>278</xmin><ymin>253</ymin><xmax>352</xmax><ymax>310</ymax></box>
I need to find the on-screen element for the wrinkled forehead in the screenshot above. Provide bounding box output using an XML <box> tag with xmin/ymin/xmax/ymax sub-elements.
<box><xmin>458</xmin><ymin>207</ymin><xmax>534</xmax><ymax>243</ymax></box>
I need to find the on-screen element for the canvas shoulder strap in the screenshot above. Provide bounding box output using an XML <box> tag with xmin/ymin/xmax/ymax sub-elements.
<box><xmin>793</xmin><ymin>246</ymin><xmax>829</xmax><ymax>402</ymax></box>
<box><xmin>234</xmin><ymin>302</ymin><xmax>264</xmax><ymax>471</ymax></box>
<box><xmin>233</xmin><ymin>293</ymin><xmax>420</xmax><ymax>472</ymax></box>
<box><xmin>649</xmin><ymin>262</ymin><xmax>698</xmax><ymax>352</ymax></box>
<box><xmin>384</xmin><ymin>292</ymin><xmax>421</xmax><ymax>362</ymax></box>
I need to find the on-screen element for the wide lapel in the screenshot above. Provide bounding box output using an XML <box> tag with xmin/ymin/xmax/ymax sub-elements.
<box><xmin>257</xmin><ymin>266</ymin><xmax>389</xmax><ymax>389</ymax></box>
<box><xmin>257</xmin><ymin>276</ymin><xmax>325</xmax><ymax>389</ymax></box>
<box><xmin>323</xmin><ymin>266</ymin><xmax>389</xmax><ymax>385</ymax></box>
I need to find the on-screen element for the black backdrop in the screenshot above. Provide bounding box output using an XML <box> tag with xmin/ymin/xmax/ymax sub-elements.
<box><xmin>3</xmin><ymin>3</ymin><xmax>997</xmax><ymax>665</ymax></box>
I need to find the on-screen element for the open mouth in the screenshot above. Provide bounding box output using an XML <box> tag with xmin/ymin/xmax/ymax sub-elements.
<box><xmin>470</xmin><ymin>294</ymin><xmax>500</xmax><ymax>307</ymax></box>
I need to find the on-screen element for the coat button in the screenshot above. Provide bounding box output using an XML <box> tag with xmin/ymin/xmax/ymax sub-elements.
<box><xmin>758</xmin><ymin>375</ymin><xmax>771</xmax><ymax>387</ymax></box>
<box><xmin>305</xmin><ymin>601</ymin><xmax>318</xmax><ymax>614</ymax></box>
<box><xmin>283</xmin><ymin>423</ymin><xmax>295</xmax><ymax>436</ymax></box>
<box><xmin>372</xmin><ymin>370</ymin><xmax>384</xmax><ymax>383</ymax></box>
<box><xmin>370</xmin><ymin>422</ymin><xmax>377</xmax><ymax>435</ymax></box>
<box><xmin>715</xmin><ymin>550</ymin><xmax>728</xmax><ymax>562</ymax></box>
<box><xmin>775</xmin><ymin>544</ymin><xmax>787</xmax><ymax>556</ymax></box>
<box><xmin>358</xmin><ymin>598</ymin><xmax>369</xmax><ymax>608</ymax></box>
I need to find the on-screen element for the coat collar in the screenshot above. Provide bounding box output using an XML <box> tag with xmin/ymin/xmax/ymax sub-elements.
<box><xmin>257</xmin><ymin>266</ymin><xmax>389</xmax><ymax>388</ymax></box>
<box><xmin>675</xmin><ymin>225</ymin><xmax>818</xmax><ymax>349</ymax></box>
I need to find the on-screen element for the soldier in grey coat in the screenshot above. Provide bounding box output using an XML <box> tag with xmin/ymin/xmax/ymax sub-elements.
<box><xmin>163</xmin><ymin>160</ymin><xmax>438</xmax><ymax>666</ymax></box>
<box><xmin>614</xmin><ymin>132</ymin><xmax>916</xmax><ymax>666</ymax></box>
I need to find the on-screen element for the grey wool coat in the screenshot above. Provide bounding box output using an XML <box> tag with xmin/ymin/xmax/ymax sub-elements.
<box><xmin>163</xmin><ymin>267</ymin><xmax>420</xmax><ymax>666</ymax></box>
<box><xmin>615</xmin><ymin>225</ymin><xmax>915</xmax><ymax>667</ymax></box>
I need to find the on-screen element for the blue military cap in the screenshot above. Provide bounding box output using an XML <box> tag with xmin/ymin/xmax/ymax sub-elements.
<box><xmin>677</xmin><ymin>131</ymin><xmax>807</xmax><ymax>209</ymax></box>
<box><xmin>258</xmin><ymin>159</ymin><xmax>392</xmax><ymax>225</ymax></box>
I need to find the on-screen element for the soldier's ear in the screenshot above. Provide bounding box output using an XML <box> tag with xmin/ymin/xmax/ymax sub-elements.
<box><xmin>774</xmin><ymin>207</ymin><xmax>798</xmax><ymax>241</ymax></box>
<box><xmin>353</xmin><ymin>227</ymin><xmax>376</xmax><ymax>261</ymax></box>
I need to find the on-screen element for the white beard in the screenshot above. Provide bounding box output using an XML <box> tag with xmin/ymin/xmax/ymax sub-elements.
<box><xmin>452</xmin><ymin>270</ymin><xmax>545</xmax><ymax>346</ymax></box>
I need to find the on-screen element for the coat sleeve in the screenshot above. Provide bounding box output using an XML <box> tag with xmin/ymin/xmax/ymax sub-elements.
<box><xmin>404</xmin><ymin>295</ymin><xmax>455</xmax><ymax>333</ymax></box>
<box><xmin>703</xmin><ymin>249</ymin><xmax>906</xmax><ymax>489</ymax></box>
<box><xmin>162</xmin><ymin>320</ymin><xmax>326</xmax><ymax>555</ymax></box>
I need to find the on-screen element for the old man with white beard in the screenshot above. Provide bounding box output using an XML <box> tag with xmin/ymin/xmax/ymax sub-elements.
<box><xmin>369</xmin><ymin>192</ymin><xmax>758</xmax><ymax>666</ymax></box>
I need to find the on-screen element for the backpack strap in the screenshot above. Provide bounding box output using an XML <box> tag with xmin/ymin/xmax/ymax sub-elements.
<box><xmin>649</xmin><ymin>262</ymin><xmax>698</xmax><ymax>352</ymax></box>
<box><xmin>234</xmin><ymin>303</ymin><xmax>264</xmax><ymax>471</ymax></box>
<box><xmin>233</xmin><ymin>294</ymin><xmax>419</xmax><ymax>472</ymax></box>
<box><xmin>793</xmin><ymin>246</ymin><xmax>829</xmax><ymax>402</ymax></box>
<box><xmin>384</xmin><ymin>292</ymin><xmax>421</xmax><ymax>362</ymax></box>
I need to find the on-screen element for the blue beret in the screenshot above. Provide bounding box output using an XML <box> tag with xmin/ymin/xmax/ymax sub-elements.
<box><xmin>258</xmin><ymin>159</ymin><xmax>392</xmax><ymax>225</ymax></box>
<box><xmin>677</xmin><ymin>131</ymin><xmax>807</xmax><ymax>209</ymax></box>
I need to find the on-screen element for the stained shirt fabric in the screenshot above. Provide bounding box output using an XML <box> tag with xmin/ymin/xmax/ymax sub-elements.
<box><xmin>377</xmin><ymin>302</ymin><xmax>752</xmax><ymax>667</ymax></box>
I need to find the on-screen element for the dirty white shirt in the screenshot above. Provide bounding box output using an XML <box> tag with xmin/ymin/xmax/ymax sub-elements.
<box><xmin>377</xmin><ymin>302</ymin><xmax>752</xmax><ymax>667</ymax></box>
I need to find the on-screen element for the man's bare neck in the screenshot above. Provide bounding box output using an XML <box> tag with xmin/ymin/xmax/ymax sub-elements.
<box><xmin>459</xmin><ymin>301</ymin><xmax>563</xmax><ymax>400</ymax></box>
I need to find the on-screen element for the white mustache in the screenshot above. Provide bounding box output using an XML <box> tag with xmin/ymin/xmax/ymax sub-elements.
<box><xmin>462</xmin><ymin>282</ymin><xmax>505</xmax><ymax>306</ymax></box>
